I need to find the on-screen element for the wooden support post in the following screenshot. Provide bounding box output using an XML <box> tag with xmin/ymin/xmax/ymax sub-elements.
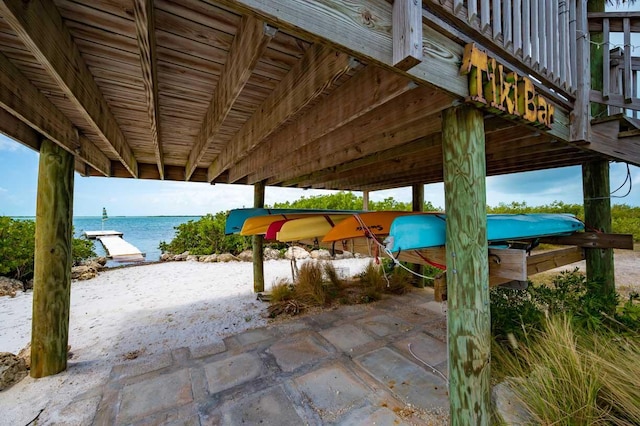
<box><xmin>362</xmin><ymin>190</ymin><xmax>369</xmax><ymax>211</ymax></box>
<box><xmin>442</xmin><ymin>106</ymin><xmax>490</xmax><ymax>424</ymax></box>
<box><xmin>31</xmin><ymin>139</ymin><xmax>74</xmax><ymax>378</ymax></box>
<box><xmin>253</xmin><ymin>181</ymin><xmax>265</xmax><ymax>293</ymax></box>
<box><xmin>582</xmin><ymin>161</ymin><xmax>615</xmax><ymax>294</ymax></box>
<box><xmin>411</xmin><ymin>183</ymin><xmax>425</xmax><ymax>286</ymax></box>
<box><xmin>583</xmin><ymin>0</ymin><xmax>615</xmax><ymax>299</ymax></box>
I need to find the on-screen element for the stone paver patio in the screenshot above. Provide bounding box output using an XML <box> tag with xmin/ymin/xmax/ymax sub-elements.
<box><xmin>79</xmin><ymin>290</ymin><xmax>449</xmax><ymax>425</ymax></box>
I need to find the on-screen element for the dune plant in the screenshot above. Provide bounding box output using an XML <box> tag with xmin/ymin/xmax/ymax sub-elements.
<box><xmin>270</xmin><ymin>278</ymin><xmax>294</xmax><ymax>302</ymax></box>
<box><xmin>358</xmin><ymin>260</ymin><xmax>386</xmax><ymax>302</ymax></box>
<box><xmin>492</xmin><ymin>315</ymin><xmax>640</xmax><ymax>425</ymax></box>
<box><xmin>294</xmin><ymin>261</ymin><xmax>329</xmax><ymax>306</ymax></box>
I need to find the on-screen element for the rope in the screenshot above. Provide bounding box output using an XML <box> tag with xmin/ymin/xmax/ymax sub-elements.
<box><xmin>352</xmin><ymin>214</ymin><xmax>438</xmax><ymax>281</ymax></box>
<box><xmin>408</xmin><ymin>343</ymin><xmax>449</xmax><ymax>385</ymax></box>
<box><xmin>584</xmin><ymin>163</ymin><xmax>633</xmax><ymax>201</ymax></box>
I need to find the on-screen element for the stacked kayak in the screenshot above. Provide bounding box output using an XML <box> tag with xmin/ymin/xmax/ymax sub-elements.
<box><xmin>225</xmin><ymin>208</ymin><xmax>362</xmax><ymax>235</ymax></box>
<box><xmin>385</xmin><ymin>213</ymin><xmax>585</xmax><ymax>253</ymax></box>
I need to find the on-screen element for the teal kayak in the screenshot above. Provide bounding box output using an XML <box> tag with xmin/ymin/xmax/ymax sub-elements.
<box><xmin>225</xmin><ymin>208</ymin><xmax>363</xmax><ymax>235</ymax></box>
<box><xmin>386</xmin><ymin>213</ymin><xmax>584</xmax><ymax>252</ymax></box>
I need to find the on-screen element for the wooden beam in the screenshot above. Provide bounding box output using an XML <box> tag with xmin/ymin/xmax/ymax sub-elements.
<box><xmin>253</xmin><ymin>181</ymin><xmax>265</xmax><ymax>293</ymax></box>
<box><xmin>133</xmin><ymin>0</ymin><xmax>164</xmax><ymax>179</ymax></box>
<box><xmin>526</xmin><ymin>246</ymin><xmax>585</xmax><ymax>275</ymax></box>
<box><xmin>0</xmin><ymin>107</ymin><xmax>40</xmax><ymax>151</ymax></box>
<box><xmin>539</xmin><ymin>232</ymin><xmax>634</xmax><ymax>250</ymax></box>
<box><xmin>0</xmin><ymin>0</ymin><xmax>138</xmax><ymax>177</ymax></box>
<box><xmin>442</xmin><ymin>105</ymin><xmax>490</xmax><ymax>423</ymax></box>
<box><xmin>393</xmin><ymin>0</ymin><xmax>422</xmax><ymax>70</ymax></box>
<box><xmin>280</xmin><ymin>134</ymin><xmax>441</xmax><ymax>188</ymax></box>
<box><xmin>228</xmin><ymin>66</ymin><xmax>416</xmax><ymax>183</ymax></box>
<box><xmin>213</xmin><ymin>0</ymin><xmax>467</xmax><ymax>98</ymax></box>
<box><xmin>31</xmin><ymin>139</ymin><xmax>74</xmax><ymax>377</ymax></box>
<box><xmin>263</xmin><ymin>88</ymin><xmax>453</xmax><ymax>185</ymax></box>
<box><xmin>362</xmin><ymin>190</ymin><xmax>370</xmax><ymax>211</ymax></box>
<box><xmin>185</xmin><ymin>16</ymin><xmax>276</xmax><ymax>180</ymax></box>
<box><xmin>0</xmin><ymin>52</ymin><xmax>111</xmax><ymax>176</ymax></box>
<box><xmin>207</xmin><ymin>44</ymin><xmax>354</xmax><ymax>182</ymax></box>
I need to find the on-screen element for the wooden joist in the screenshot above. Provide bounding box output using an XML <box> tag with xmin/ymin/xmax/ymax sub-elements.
<box><xmin>0</xmin><ymin>0</ymin><xmax>138</xmax><ymax>177</ymax></box>
<box><xmin>262</xmin><ymin>88</ymin><xmax>453</xmax><ymax>185</ymax></box>
<box><xmin>185</xmin><ymin>16</ymin><xmax>276</xmax><ymax>181</ymax></box>
<box><xmin>133</xmin><ymin>0</ymin><xmax>164</xmax><ymax>179</ymax></box>
<box><xmin>230</xmin><ymin>66</ymin><xmax>416</xmax><ymax>183</ymax></box>
<box><xmin>539</xmin><ymin>232</ymin><xmax>634</xmax><ymax>250</ymax></box>
<box><xmin>0</xmin><ymin>51</ymin><xmax>111</xmax><ymax>176</ymax></box>
<box><xmin>207</xmin><ymin>44</ymin><xmax>354</xmax><ymax>182</ymax></box>
<box><xmin>392</xmin><ymin>0</ymin><xmax>422</xmax><ymax>70</ymax></box>
<box><xmin>214</xmin><ymin>0</ymin><xmax>467</xmax><ymax>100</ymax></box>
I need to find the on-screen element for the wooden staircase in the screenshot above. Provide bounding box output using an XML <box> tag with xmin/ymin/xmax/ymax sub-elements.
<box><xmin>589</xmin><ymin>113</ymin><xmax>640</xmax><ymax>166</ymax></box>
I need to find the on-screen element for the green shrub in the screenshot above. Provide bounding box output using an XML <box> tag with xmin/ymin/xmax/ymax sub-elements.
<box><xmin>0</xmin><ymin>217</ymin><xmax>96</xmax><ymax>281</ymax></box>
<box><xmin>159</xmin><ymin>212</ymin><xmax>250</xmax><ymax>255</ymax></box>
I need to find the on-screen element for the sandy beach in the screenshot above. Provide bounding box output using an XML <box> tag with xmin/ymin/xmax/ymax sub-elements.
<box><xmin>0</xmin><ymin>258</ymin><xmax>372</xmax><ymax>425</ymax></box>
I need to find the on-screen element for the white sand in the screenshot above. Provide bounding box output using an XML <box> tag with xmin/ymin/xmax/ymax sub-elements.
<box><xmin>0</xmin><ymin>258</ymin><xmax>372</xmax><ymax>425</ymax></box>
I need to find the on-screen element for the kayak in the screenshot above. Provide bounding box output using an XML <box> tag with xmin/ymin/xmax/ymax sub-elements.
<box><xmin>225</xmin><ymin>208</ymin><xmax>362</xmax><ymax>235</ymax></box>
<box><xmin>386</xmin><ymin>213</ymin><xmax>584</xmax><ymax>251</ymax></box>
<box><xmin>322</xmin><ymin>211</ymin><xmax>434</xmax><ymax>242</ymax></box>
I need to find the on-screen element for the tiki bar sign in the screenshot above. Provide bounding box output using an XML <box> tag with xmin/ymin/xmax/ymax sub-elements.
<box><xmin>460</xmin><ymin>43</ymin><xmax>554</xmax><ymax>129</ymax></box>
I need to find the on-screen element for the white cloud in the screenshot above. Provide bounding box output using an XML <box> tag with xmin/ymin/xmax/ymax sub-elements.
<box><xmin>0</xmin><ymin>137</ymin><xmax>19</xmax><ymax>151</ymax></box>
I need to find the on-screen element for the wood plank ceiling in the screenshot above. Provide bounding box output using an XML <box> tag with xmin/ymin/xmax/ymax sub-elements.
<box><xmin>0</xmin><ymin>0</ymin><xmax>602</xmax><ymax>191</ymax></box>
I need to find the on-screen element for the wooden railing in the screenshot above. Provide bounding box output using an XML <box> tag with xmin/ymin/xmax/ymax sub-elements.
<box><xmin>427</xmin><ymin>0</ymin><xmax>581</xmax><ymax>98</ymax></box>
<box><xmin>588</xmin><ymin>13</ymin><xmax>640</xmax><ymax>118</ymax></box>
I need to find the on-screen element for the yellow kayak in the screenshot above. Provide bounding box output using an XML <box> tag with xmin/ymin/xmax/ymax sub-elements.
<box><xmin>241</xmin><ymin>213</ymin><xmax>321</xmax><ymax>236</ymax></box>
<box><xmin>276</xmin><ymin>214</ymin><xmax>352</xmax><ymax>242</ymax></box>
<box><xmin>322</xmin><ymin>211</ymin><xmax>428</xmax><ymax>242</ymax></box>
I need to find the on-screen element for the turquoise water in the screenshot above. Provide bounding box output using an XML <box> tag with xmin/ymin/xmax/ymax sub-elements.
<box><xmin>12</xmin><ymin>216</ymin><xmax>201</xmax><ymax>264</ymax></box>
<box><xmin>73</xmin><ymin>216</ymin><xmax>201</xmax><ymax>263</ymax></box>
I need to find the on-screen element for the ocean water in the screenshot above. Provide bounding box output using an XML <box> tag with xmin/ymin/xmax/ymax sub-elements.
<box><xmin>72</xmin><ymin>216</ymin><xmax>201</xmax><ymax>264</ymax></box>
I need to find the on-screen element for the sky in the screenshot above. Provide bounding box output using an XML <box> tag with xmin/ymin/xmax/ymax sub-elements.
<box><xmin>1</xmin><ymin>134</ymin><xmax>638</xmax><ymax>217</ymax></box>
<box><xmin>2</xmin><ymin>2</ymin><xmax>640</xmax><ymax>217</ymax></box>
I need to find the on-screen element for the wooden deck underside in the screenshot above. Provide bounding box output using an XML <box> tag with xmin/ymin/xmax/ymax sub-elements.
<box><xmin>0</xmin><ymin>0</ymin><xmax>633</xmax><ymax>192</ymax></box>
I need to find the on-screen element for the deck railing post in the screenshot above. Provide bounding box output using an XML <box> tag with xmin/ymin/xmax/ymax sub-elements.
<box><xmin>442</xmin><ymin>105</ymin><xmax>490</xmax><ymax>425</ymax></box>
<box><xmin>31</xmin><ymin>138</ymin><xmax>74</xmax><ymax>378</ymax></box>
<box><xmin>571</xmin><ymin>0</ymin><xmax>590</xmax><ymax>142</ymax></box>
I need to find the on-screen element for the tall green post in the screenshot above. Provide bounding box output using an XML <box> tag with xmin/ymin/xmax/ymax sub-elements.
<box><xmin>253</xmin><ymin>181</ymin><xmax>265</xmax><ymax>292</ymax></box>
<box><xmin>583</xmin><ymin>0</ymin><xmax>615</xmax><ymax>295</ymax></box>
<box><xmin>442</xmin><ymin>106</ymin><xmax>490</xmax><ymax>424</ymax></box>
<box><xmin>31</xmin><ymin>139</ymin><xmax>75</xmax><ymax>377</ymax></box>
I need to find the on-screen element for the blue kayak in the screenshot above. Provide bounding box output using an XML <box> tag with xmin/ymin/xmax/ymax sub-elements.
<box><xmin>386</xmin><ymin>213</ymin><xmax>584</xmax><ymax>252</ymax></box>
<box><xmin>225</xmin><ymin>208</ymin><xmax>363</xmax><ymax>235</ymax></box>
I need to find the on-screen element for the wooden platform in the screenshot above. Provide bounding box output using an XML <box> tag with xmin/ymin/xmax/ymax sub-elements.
<box><xmin>85</xmin><ymin>230</ymin><xmax>144</xmax><ymax>262</ymax></box>
<box><xmin>84</xmin><ymin>230</ymin><xmax>123</xmax><ymax>239</ymax></box>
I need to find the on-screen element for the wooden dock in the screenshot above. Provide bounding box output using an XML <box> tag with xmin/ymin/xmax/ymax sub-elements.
<box><xmin>84</xmin><ymin>230</ymin><xmax>144</xmax><ymax>262</ymax></box>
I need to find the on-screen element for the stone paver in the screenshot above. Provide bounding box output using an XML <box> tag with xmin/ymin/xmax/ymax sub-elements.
<box><xmin>203</xmin><ymin>352</ymin><xmax>263</xmax><ymax>394</ymax></box>
<box><xmin>319</xmin><ymin>323</ymin><xmax>374</xmax><ymax>352</ymax></box>
<box><xmin>269</xmin><ymin>332</ymin><xmax>332</xmax><ymax>372</ymax></box>
<box><xmin>219</xmin><ymin>386</ymin><xmax>304</xmax><ymax>425</ymax></box>
<box><xmin>76</xmin><ymin>288</ymin><xmax>451</xmax><ymax>425</ymax></box>
<box><xmin>357</xmin><ymin>313</ymin><xmax>411</xmax><ymax>337</ymax></box>
<box><xmin>355</xmin><ymin>347</ymin><xmax>449</xmax><ymax>410</ymax></box>
<box><xmin>117</xmin><ymin>369</ymin><xmax>193</xmax><ymax>424</ymax></box>
<box><xmin>294</xmin><ymin>364</ymin><xmax>370</xmax><ymax>421</ymax></box>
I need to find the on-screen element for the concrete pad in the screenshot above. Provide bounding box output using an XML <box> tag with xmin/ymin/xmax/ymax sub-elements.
<box><xmin>117</xmin><ymin>369</ymin><xmax>193</xmax><ymax>424</ymax></box>
<box><xmin>294</xmin><ymin>364</ymin><xmax>370</xmax><ymax>421</ymax></box>
<box><xmin>336</xmin><ymin>406</ymin><xmax>410</xmax><ymax>426</ymax></box>
<box><xmin>355</xmin><ymin>347</ymin><xmax>448</xmax><ymax>410</ymax></box>
<box><xmin>304</xmin><ymin>311</ymin><xmax>341</xmax><ymax>328</ymax></box>
<box><xmin>269</xmin><ymin>333</ymin><xmax>331</xmax><ymax>372</ymax></box>
<box><xmin>234</xmin><ymin>328</ymin><xmax>275</xmax><ymax>346</ymax></box>
<box><xmin>394</xmin><ymin>331</ymin><xmax>448</xmax><ymax>366</ymax></box>
<box><xmin>357</xmin><ymin>314</ymin><xmax>411</xmax><ymax>337</ymax></box>
<box><xmin>203</xmin><ymin>352</ymin><xmax>263</xmax><ymax>394</ymax></box>
<box><xmin>320</xmin><ymin>324</ymin><xmax>374</xmax><ymax>352</ymax></box>
<box><xmin>221</xmin><ymin>386</ymin><xmax>303</xmax><ymax>425</ymax></box>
